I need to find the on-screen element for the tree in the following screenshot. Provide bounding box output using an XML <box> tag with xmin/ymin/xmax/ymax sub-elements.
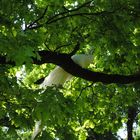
<box><xmin>0</xmin><ymin>0</ymin><xmax>140</xmax><ymax>139</ymax></box>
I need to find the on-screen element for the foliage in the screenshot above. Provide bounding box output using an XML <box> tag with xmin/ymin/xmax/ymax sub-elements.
<box><xmin>0</xmin><ymin>0</ymin><xmax>140</xmax><ymax>139</ymax></box>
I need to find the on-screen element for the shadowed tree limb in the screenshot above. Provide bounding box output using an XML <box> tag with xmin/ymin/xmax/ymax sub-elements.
<box><xmin>0</xmin><ymin>51</ymin><xmax>140</xmax><ymax>84</ymax></box>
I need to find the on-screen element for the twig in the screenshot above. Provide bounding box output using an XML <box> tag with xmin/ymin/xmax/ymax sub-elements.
<box><xmin>46</xmin><ymin>11</ymin><xmax>114</xmax><ymax>25</ymax></box>
<box><xmin>27</xmin><ymin>6</ymin><xmax>48</xmax><ymax>29</ymax></box>
<box><xmin>54</xmin><ymin>43</ymin><xmax>72</xmax><ymax>52</ymax></box>
<box><xmin>46</xmin><ymin>1</ymin><xmax>92</xmax><ymax>23</ymax></box>
<box><xmin>75</xmin><ymin>83</ymin><xmax>93</xmax><ymax>103</ymax></box>
<box><xmin>69</xmin><ymin>42</ymin><xmax>80</xmax><ymax>56</ymax></box>
<box><xmin>44</xmin><ymin>42</ymin><xmax>52</xmax><ymax>51</ymax></box>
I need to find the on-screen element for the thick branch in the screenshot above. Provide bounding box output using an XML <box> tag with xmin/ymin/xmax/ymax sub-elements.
<box><xmin>1</xmin><ymin>51</ymin><xmax>140</xmax><ymax>84</ymax></box>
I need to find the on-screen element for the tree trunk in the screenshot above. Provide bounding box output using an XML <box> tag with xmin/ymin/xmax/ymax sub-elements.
<box><xmin>127</xmin><ymin>106</ymin><xmax>137</xmax><ymax>140</ymax></box>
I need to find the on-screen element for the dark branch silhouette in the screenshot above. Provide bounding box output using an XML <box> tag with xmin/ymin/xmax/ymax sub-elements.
<box><xmin>26</xmin><ymin>6</ymin><xmax>48</xmax><ymax>30</ymax></box>
<box><xmin>0</xmin><ymin>51</ymin><xmax>140</xmax><ymax>84</ymax></box>
<box><xmin>26</xmin><ymin>0</ymin><xmax>121</xmax><ymax>30</ymax></box>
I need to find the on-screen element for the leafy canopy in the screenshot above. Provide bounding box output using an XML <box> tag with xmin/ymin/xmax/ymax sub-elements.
<box><xmin>0</xmin><ymin>0</ymin><xmax>140</xmax><ymax>139</ymax></box>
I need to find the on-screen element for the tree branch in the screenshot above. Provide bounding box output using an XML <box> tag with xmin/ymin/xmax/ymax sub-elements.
<box><xmin>30</xmin><ymin>10</ymin><xmax>116</xmax><ymax>29</ymax></box>
<box><xmin>69</xmin><ymin>42</ymin><xmax>80</xmax><ymax>56</ymax></box>
<box><xmin>26</xmin><ymin>1</ymin><xmax>92</xmax><ymax>30</ymax></box>
<box><xmin>1</xmin><ymin>51</ymin><xmax>140</xmax><ymax>84</ymax></box>
<box><xmin>46</xmin><ymin>11</ymin><xmax>114</xmax><ymax>25</ymax></box>
<box><xmin>26</xmin><ymin>6</ymin><xmax>48</xmax><ymax>30</ymax></box>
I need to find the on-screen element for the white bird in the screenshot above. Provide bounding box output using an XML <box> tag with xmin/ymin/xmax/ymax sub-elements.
<box><xmin>32</xmin><ymin>54</ymin><xmax>93</xmax><ymax>139</ymax></box>
<box><xmin>40</xmin><ymin>54</ymin><xmax>93</xmax><ymax>87</ymax></box>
